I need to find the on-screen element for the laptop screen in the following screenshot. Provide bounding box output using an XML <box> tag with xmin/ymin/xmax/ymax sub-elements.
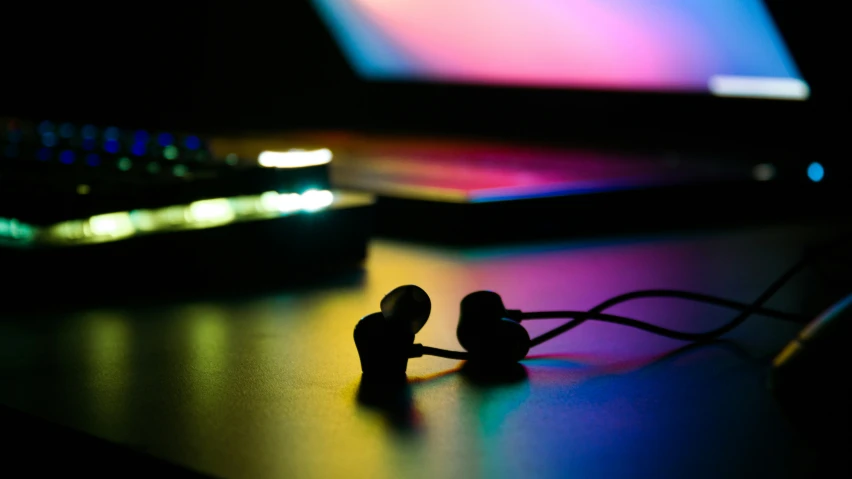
<box><xmin>311</xmin><ymin>0</ymin><xmax>809</xmax><ymax>100</ymax></box>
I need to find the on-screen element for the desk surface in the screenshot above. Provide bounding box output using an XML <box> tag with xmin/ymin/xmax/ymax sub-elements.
<box><xmin>0</xmin><ymin>224</ymin><xmax>841</xmax><ymax>478</ymax></box>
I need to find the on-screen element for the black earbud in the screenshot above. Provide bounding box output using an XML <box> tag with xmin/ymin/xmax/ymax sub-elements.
<box><xmin>354</xmin><ymin>285</ymin><xmax>532</xmax><ymax>377</ymax></box>
<box><xmin>357</xmin><ymin>283</ymin><xmax>748</xmax><ymax>376</ymax></box>
<box><xmin>457</xmin><ymin>291</ymin><xmax>530</xmax><ymax>364</ymax></box>
<box><xmin>380</xmin><ymin>284</ymin><xmax>431</xmax><ymax>334</ymax></box>
<box><xmin>354</xmin><ymin>285</ymin><xmax>431</xmax><ymax>377</ymax></box>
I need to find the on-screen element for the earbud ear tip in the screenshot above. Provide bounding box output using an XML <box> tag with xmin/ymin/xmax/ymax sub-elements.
<box><xmin>499</xmin><ymin>318</ymin><xmax>531</xmax><ymax>363</ymax></box>
<box><xmin>381</xmin><ymin>285</ymin><xmax>431</xmax><ymax>334</ymax></box>
<box><xmin>354</xmin><ymin>312</ymin><xmax>415</xmax><ymax>377</ymax></box>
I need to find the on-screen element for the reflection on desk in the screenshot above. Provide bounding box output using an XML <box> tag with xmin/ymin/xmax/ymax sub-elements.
<box><xmin>0</xmin><ymin>223</ymin><xmax>843</xmax><ymax>479</ymax></box>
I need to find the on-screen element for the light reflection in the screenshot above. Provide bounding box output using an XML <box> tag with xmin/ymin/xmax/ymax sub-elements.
<box><xmin>26</xmin><ymin>189</ymin><xmax>343</xmax><ymax>246</ymax></box>
<box><xmin>0</xmin><ymin>217</ymin><xmax>37</xmax><ymax>243</ymax></box>
<box><xmin>188</xmin><ymin>198</ymin><xmax>236</xmax><ymax>226</ymax></box>
<box><xmin>262</xmin><ymin>191</ymin><xmax>303</xmax><ymax>213</ymax></box>
<box><xmin>83</xmin><ymin>312</ymin><xmax>130</xmax><ymax>438</ymax></box>
<box><xmin>237</xmin><ymin>292</ymin><xmax>404</xmax><ymax>479</ymax></box>
<box><xmin>0</xmin><ymin>230</ymin><xmax>803</xmax><ymax>478</ymax></box>
<box><xmin>302</xmin><ymin>189</ymin><xmax>335</xmax><ymax>211</ymax></box>
<box><xmin>89</xmin><ymin>212</ymin><xmax>135</xmax><ymax>239</ymax></box>
<box><xmin>467</xmin><ymin>368</ymin><xmax>531</xmax><ymax>478</ymax></box>
<box><xmin>182</xmin><ymin>305</ymin><xmax>229</xmax><ymax>417</ymax></box>
<box><xmin>258</xmin><ymin>149</ymin><xmax>333</xmax><ymax>168</ymax></box>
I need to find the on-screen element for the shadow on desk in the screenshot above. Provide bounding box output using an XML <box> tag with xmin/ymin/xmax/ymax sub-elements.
<box><xmin>355</xmin><ymin>341</ymin><xmax>747</xmax><ymax>433</ymax></box>
<box><xmin>0</xmin><ymin>405</ymin><xmax>211</xmax><ymax>477</ymax></box>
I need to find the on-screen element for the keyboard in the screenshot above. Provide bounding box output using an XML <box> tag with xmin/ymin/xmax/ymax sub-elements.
<box><xmin>0</xmin><ymin>118</ymin><xmax>374</xmax><ymax>302</ymax></box>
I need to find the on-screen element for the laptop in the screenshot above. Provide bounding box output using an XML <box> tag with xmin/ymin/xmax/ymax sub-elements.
<box><xmin>299</xmin><ymin>1</ymin><xmax>831</xmax><ymax>202</ymax></box>
<box><xmin>203</xmin><ymin>1</ymin><xmax>840</xmax><ymax>242</ymax></box>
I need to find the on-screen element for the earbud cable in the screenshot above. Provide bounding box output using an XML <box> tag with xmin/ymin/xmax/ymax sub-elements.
<box><xmin>418</xmin><ymin>238</ymin><xmax>846</xmax><ymax>358</ymax></box>
<box><xmin>415</xmin><ymin>345</ymin><xmax>469</xmax><ymax>360</ymax></box>
<box><xmin>524</xmin><ymin>290</ymin><xmax>806</xmax><ymax>323</ymax></box>
<box><xmin>417</xmin><ymin>303</ymin><xmax>781</xmax><ymax>359</ymax></box>
<box><xmin>528</xmin><ymin>254</ymin><xmax>812</xmax><ymax>347</ymax></box>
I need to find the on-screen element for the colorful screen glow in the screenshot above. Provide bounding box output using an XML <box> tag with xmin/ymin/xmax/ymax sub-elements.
<box><xmin>311</xmin><ymin>0</ymin><xmax>809</xmax><ymax>99</ymax></box>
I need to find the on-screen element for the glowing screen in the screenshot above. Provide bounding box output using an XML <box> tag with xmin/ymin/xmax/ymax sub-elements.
<box><xmin>311</xmin><ymin>0</ymin><xmax>809</xmax><ymax>100</ymax></box>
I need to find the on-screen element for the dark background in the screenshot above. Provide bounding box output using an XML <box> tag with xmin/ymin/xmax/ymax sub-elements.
<box><xmin>1</xmin><ymin>1</ymin><xmax>845</xmax><ymax>154</ymax></box>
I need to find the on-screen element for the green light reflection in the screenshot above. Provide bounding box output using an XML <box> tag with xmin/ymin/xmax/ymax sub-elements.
<box><xmin>83</xmin><ymin>312</ymin><xmax>130</xmax><ymax>439</ymax></box>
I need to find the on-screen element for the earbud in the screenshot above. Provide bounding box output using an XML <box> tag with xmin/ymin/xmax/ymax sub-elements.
<box><xmin>354</xmin><ymin>286</ymin><xmax>530</xmax><ymax>378</ymax></box>
<box><xmin>457</xmin><ymin>291</ymin><xmax>530</xmax><ymax>363</ymax></box>
<box><xmin>354</xmin><ymin>285</ymin><xmax>431</xmax><ymax>377</ymax></box>
<box><xmin>380</xmin><ymin>284</ymin><xmax>430</xmax><ymax>334</ymax></box>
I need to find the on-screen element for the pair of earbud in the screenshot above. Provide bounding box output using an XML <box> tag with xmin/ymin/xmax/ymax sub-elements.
<box><xmin>354</xmin><ymin>281</ymin><xmax>809</xmax><ymax>378</ymax></box>
<box><xmin>354</xmin><ymin>285</ymin><xmax>531</xmax><ymax>377</ymax></box>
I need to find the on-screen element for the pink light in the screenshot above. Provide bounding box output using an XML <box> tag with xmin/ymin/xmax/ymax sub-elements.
<box><xmin>353</xmin><ymin>0</ymin><xmax>704</xmax><ymax>89</ymax></box>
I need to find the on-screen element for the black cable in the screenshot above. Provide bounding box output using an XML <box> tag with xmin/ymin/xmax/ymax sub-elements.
<box><xmin>421</xmin><ymin>290</ymin><xmax>807</xmax><ymax>357</ymax></box>
<box><xmin>523</xmin><ymin>311</ymin><xmax>761</xmax><ymax>341</ymax></box>
<box><xmin>576</xmin><ymin>290</ymin><xmax>808</xmax><ymax>323</ymax></box>
<box><xmin>523</xmin><ymin>312</ymin><xmax>727</xmax><ymax>340</ymax></box>
<box><xmin>529</xmin><ymin>254</ymin><xmax>813</xmax><ymax>347</ymax></box>
<box><xmin>522</xmin><ymin>290</ymin><xmax>808</xmax><ymax>323</ymax></box>
<box><xmin>420</xmin><ymin>238</ymin><xmax>848</xmax><ymax>358</ymax></box>
<box><xmin>419</xmin><ymin>306</ymin><xmax>764</xmax><ymax>359</ymax></box>
<box><xmin>417</xmin><ymin>346</ymin><xmax>470</xmax><ymax>360</ymax></box>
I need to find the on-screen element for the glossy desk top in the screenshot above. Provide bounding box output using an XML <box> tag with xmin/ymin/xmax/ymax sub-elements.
<box><xmin>0</xmin><ymin>225</ymin><xmax>837</xmax><ymax>478</ymax></box>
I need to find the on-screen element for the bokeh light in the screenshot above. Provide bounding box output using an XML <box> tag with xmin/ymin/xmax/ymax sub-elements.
<box><xmin>104</xmin><ymin>140</ymin><xmax>121</xmax><ymax>154</ymax></box>
<box><xmin>163</xmin><ymin>145</ymin><xmax>179</xmax><ymax>160</ymax></box>
<box><xmin>752</xmin><ymin>163</ymin><xmax>775</xmax><ymax>181</ymax></box>
<box><xmin>807</xmin><ymin>162</ymin><xmax>824</xmax><ymax>182</ymax></box>
<box><xmin>184</xmin><ymin>136</ymin><xmax>201</xmax><ymax>150</ymax></box>
<box><xmin>258</xmin><ymin>149</ymin><xmax>333</xmax><ymax>168</ymax></box>
<box><xmin>301</xmin><ymin>189</ymin><xmax>335</xmax><ymax>211</ymax></box>
<box><xmin>131</xmin><ymin>143</ymin><xmax>146</xmax><ymax>156</ymax></box>
<box><xmin>59</xmin><ymin>150</ymin><xmax>76</xmax><ymax>164</ymax></box>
